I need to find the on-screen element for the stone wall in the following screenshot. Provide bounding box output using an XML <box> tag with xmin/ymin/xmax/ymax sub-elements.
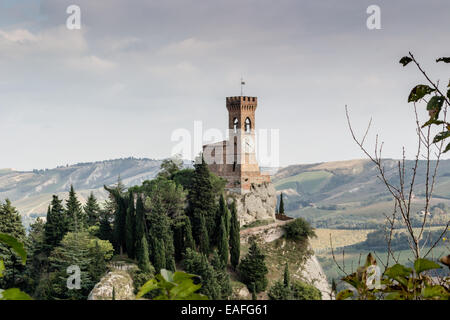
<box><xmin>227</xmin><ymin>182</ymin><xmax>277</xmax><ymax>226</ymax></box>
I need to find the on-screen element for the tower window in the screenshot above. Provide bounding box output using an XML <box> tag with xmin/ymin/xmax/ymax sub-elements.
<box><xmin>233</xmin><ymin>118</ymin><xmax>238</xmax><ymax>133</ymax></box>
<box><xmin>245</xmin><ymin>117</ymin><xmax>251</xmax><ymax>133</ymax></box>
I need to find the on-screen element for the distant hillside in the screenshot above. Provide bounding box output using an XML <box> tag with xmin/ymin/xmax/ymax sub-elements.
<box><xmin>2</xmin><ymin>157</ymin><xmax>449</xmax><ymax>230</ymax></box>
<box><xmin>0</xmin><ymin>158</ymin><xmax>169</xmax><ymax>217</ymax></box>
<box><xmin>273</xmin><ymin>159</ymin><xmax>450</xmax><ymax>228</ymax></box>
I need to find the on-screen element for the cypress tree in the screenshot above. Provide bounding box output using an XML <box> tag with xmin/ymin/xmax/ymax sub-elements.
<box><xmin>146</xmin><ymin>194</ymin><xmax>175</xmax><ymax>272</ymax></box>
<box><xmin>198</xmin><ymin>213</ymin><xmax>210</xmax><ymax>255</ymax></box>
<box><xmin>183</xmin><ymin>249</ymin><xmax>220</xmax><ymax>300</ymax></box>
<box><xmin>184</xmin><ymin>216</ymin><xmax>195</xmax><ymax>252</ymax></box>
<box><xmin>279</xmin><ymin>193</ymin><xmax>285</xmax><ymax>215</ymax></box>
<box><xmin>152</xmin><ymin>237</ymin><xmax>166</xmax><ymax>273</ymax></box>
<box><xmin>211</xmin><ymin>250</ymin><xmax>232</xmax><ymax>299</ymax></box>
<box><xmin>105</xmin><ymin>177</ymin><xmax>127</xmax><ymax>254</ymax></box>
<box><xmin>238</xmin><ymin>238</ymin><xmax>268</xmax><ymax>293</ymax></box>
<box><xmin>229</xmin><ymin>200</ymin><xmax>240</xmax><ymax>270</ymax></box>
<box><xmin>44</xmin><ymin>195</ymin><xmax>68</xmax><ymax>250</ymax></box>
<box><xmin>84</xmin><ymin>192</ymin><xmax>101</xmax><ymax>227</ymax></box>
<box><xmin>66</xmin><ymin>185</ymin><xmax>86</xmax><ymax>232</ymax></box>
<box><xmin>125</xmin><ymin>192</ymin><xmax>136</xmax><ymax>259</ymax></box>
<box><xmin>98</xmin><ymin>210</ymin><xmax>113</xmax><ymax>243</ymax></box>
<box><xmin>134</xmin><ymin>196</ymin><xmax>146</xmax><ymax>261</ymax></box>
<box><xmin>0</xmin><ymin>199</ymin><xmax>26</xmax><ymax>288</ymax></box>
<box><xmin>137</xmin><ymin>235</ymin><xmax>152</xmax><ymax>273</ymax></box>
<box><xmin>187</xmin><ymin>156</ymin><xmax>216</xmax><ymax>245</ymax></box>
<box><xmin>218</xmin><ymin>216</ymin><xmax>229</xmax><ymax>266</ymax></box>
<box><xmin>283</xmin><ymin>263</ymin><xmax>290</xmax><ymax>287</ymax></box>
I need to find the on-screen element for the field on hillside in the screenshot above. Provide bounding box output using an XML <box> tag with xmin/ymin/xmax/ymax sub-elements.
<box><xmin>311</xmin><ymin>227</ymin><xmax>450</xmax><ymax>286</ymax></box>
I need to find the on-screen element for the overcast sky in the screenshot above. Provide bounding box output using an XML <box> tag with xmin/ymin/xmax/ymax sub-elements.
<box><xmin>0</xmin><ymin>0</ymin><xmax>449</xmax><ymax>171</ymax></box>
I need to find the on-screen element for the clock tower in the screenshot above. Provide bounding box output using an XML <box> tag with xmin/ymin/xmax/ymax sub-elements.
<box><xmin>203</xmin><ymin>96</ymin><xmax>270</xmax><ymax>193</ymax></box>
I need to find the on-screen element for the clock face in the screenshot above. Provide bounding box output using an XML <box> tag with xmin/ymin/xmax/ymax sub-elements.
<box><xmin>244</xmin><ymin>136</ymin><xmax>255</xmax><ymax>153</ymax></box>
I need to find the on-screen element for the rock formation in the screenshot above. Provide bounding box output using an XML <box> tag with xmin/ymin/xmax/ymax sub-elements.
<box><xmin>88</xmin><ymin>269</ymin><xmax>135</xmax><ymax>300</ymax></box>
<box><xmin>227</xmin><ymin>182</ymin><xmax>277</xmax><ymax>226</ymax></box>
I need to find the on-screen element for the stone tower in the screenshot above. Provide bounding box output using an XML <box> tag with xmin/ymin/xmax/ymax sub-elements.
<box><xmin>203</xmin><ymin>96</ymin><xmax>270</xmax><ymax>194</ymax></box>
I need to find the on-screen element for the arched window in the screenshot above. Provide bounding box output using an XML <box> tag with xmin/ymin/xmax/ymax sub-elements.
<box><xmin>245</xmin><ymin>117</ymin><xmax>251</xmax><ymax>133</ymax></box>
<box><xmin>233</xmin><ymin>118</ymin><xmax>238</xmax><ymax>133</ymax></box>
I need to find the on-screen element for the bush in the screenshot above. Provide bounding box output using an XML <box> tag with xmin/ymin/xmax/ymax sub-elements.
<box><xmin>129</xmin><ymin>267</ymin><xmax>155</xmax><ymax>295</ymax></box>
<box><xmin>291</xmin><ymin>280</ymin><xmax>321</xmax><ymax>300</ymax></box>
<box><xmin>283</xmin><ymin>218</ymin><xmax>316</xmax><ymax>241</ymax></box>
<box><xmin>268</xmin><ymin>280</ymin><xmax>293</xmax><ymax>300</ymax></box>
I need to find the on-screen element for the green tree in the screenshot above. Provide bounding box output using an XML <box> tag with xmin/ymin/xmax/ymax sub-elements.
<box><xmin>211</xmin><ymin>250</ymin><xmax>232</xmax><ymax>299</ymax></box>
<box><xmin>137</xmin><ymin>235</ymin><xmax>152</xmax><ymax>274</ymax></box>
<box><xmin>268</xmin><ymin>280</ymin><xmax>292</xmax><ymax>300</ymax></box>
<box><xmin>24</xmin><ymin>218</ymin><xmax>47</xmax><ymax>293</ymax></box>
<box><xmin>47</xmin><ymin>232</ymin><xmax>112</xmax><ymax>300</ymax></box>
<box><xmin>238</xmin><ymin>238</ymin><xmax>268</xmax><ymax>293</ymax></box>
<box><xmin>279</xmin><ymin>193</ymin><xmax>285</xmax><ymax>215</ymax></box>
<box><xmin>152</xmin><ymin>237</ymin><xmax>166</xmax><ymax>273</ymax></box>
<box><xmin>145</xmin><ymin>192</ymin><xmax>176</xmax><ymax>272</ymax></box>
<box><xmin>66</xmin><ymin>185</ymin><xmax>87</xmax><ymax>232</ymax></box>
<box><xmin>157</xmin><ymin>157</ymin><xmax>183</xmax><ymax>179</ymax></box>
<box><xmin>183</xmin><ymin>216</ymin><xmax>195</xmax><ymax>253</ymax></box>
<box><xmin>125</xmin><ymin>192</ymin><xmax>136</xmax><ymax>259</ymax></box>
<box><xmin>283</xmin><ymin>218</ymin><xmax>316</xmax><ymax>242</ymax></box>
<box><xmin>229</xmin><ymin>201</ymin><xmax>240</xmax><ymax>270</ymax></box>
<box><xmin>198</xmin><ymin>214</ymin><xmax>210</xmax><ymax>255</ymax></box>
<box><xmin>44</xmin><ymin>196</ymin><xmax>68</xmax><ymax>251</ymax></box>
<box><xmin>187</xmin><ymin>157</ymin><xmax>216</xmax><ymax>245</ymax></box>
<box><xmin>183</xmin><ymin>249</ymin><xmax>220</xmax><ymax>299</ymax></box>
<box><xmin>0</xmin><ymin>200</ymin><xmax>27</xmax><ymax>289</ymax></box>
<box><xmin>97</xmin><ymin>210</ymin><xmax>113</xmax><ymax>243</ymax></box>
<box><xmin>218</xmin><ymin>216</ymin><xmax>229</xmax><ymax>266</ymax></box>
<box><xmin>105</xmin><ymin>179</ymin><xmax>127</xmax><ymax>254</ymax></box>
<box><xmin>283</xmin><ymin>263</ymin><xmax>290</xmax><ymax>288</ymax></box>
<box><xmin>84</xmin><ymin>192</ymin><xmax>101</xmax><ymax>227</ymax></box>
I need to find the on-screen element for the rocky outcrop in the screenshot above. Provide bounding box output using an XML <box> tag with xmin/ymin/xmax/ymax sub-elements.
<box><xmin>227</xmin><ymin>182</ymin><xmax>277</xmax><ymax>226</ymax></box>
<box><xmin>88</xmin><ymin>270</ymin><xmax>135</xmax><ymax>300</ymax></box>
<box><xmin>299</xmin><ymin>254</ymin><xmax>332</xmax><ymax>300</ymax></box>
<box><xmin>241</xmin><ymin>221</ymin><xmax>332</xmax><ymax>300</ymax></box>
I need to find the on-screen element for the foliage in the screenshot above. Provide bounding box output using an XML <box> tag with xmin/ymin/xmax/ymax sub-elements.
<box><xmin>44</xmin><ymin>196</ymin><xmax>68</xmax><ymax>251</ymax></box>
<box><xmin>84</xmin><ymin>192</ymin><xmax>101</xmax><ymax>227</ymax></box>
<box><xmin>279</xmin><ymin>193</ymin><xmax>285</xmax><ymax>215</ymax></box>
<box><xmin>129</xmin><ymin>267</ymin><xmax>154</xmax><ymax>295</ymax></box>
<box><xmin>66</xmin><ymin>185</ymin><xmax>87</xmax><ymax>232</ymax></box>
<box><xmin>218</xmin><ymin>216</ymin><xmax>229</xmax><ymax>266</ymax></box>
<box><xmin>399</xmin><ymin>53</ymin><xmax>450</xmax><ymax>152</ymax></box>
<box><xmin>336</xmin><ymin>253</ymin><xmax>450</xmax><ymax>300</ymax></box>
<box><xmin>268</xmin><ymin>261</ymin><xmax>321</xmax><ymax>300</ymax></box>
<box><xmin>157</xmin><ymin>157</ymin><xmax>183</xmax><ymax>179</ymax></box>
<box><xmin>46</xmin><ymin>232</ymin><xmax>112</xmax><ymax>299</ymax></box>
<box><xmin>125</xmin><ymin>192</ymin><xmax>136</xmax><ymax>259</ymax></box>
<box><xmin>183</xmin><ymin>248</ymin><xmax>220</xmax><ymax>299</ymax></box>
<box><xmin>136</xmin><ymin>269</ymin><xmax>208</xmax><ymax>300</ymax></box>
<box><xmin>0</xmin><ymin>233</ymin><xmax>32</xmax><ymax>300</ymax></box>
<box><xmin>291</xmin><ymin>280</ymin><xmax>322</xmax><ymax>300</ymax></box>
<box><xmin>187</xmin><ymin>157</ymin><xmax>217</xmax><ymax>246</ymax></box>
<box><xmin>229</xmin><ymin>200</ymin><xmax>240</xmax><ymax>270</ymax></box>
<box><xmin>238</xmin><ymin>238</ymin><xmax>268</xmax><ymax>293</ymax></box>
<box><xmin>210</xmin><ymin>250</ymin><xmax>232</xmax><ymax>300</ymax></box>
<box><xmin>283</xmin><ymin>218</ymin><xmax>316</xmax><ymax>242</ymax></box>
<box><xmin>0</xmin><ymin>200</ymin><xmax>27</xmax><ymax>288</ymax></box>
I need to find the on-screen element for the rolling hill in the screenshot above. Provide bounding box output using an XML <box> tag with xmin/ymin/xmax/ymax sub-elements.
<box><xmin>272</xmin><ymin>159</ymin><xmax>450</xmax><ymax>228</ymax></box>
<box><xmin>1</xmin><ymin>158</ymin><xmax>449</xmax><ymax>230</ymax></box>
